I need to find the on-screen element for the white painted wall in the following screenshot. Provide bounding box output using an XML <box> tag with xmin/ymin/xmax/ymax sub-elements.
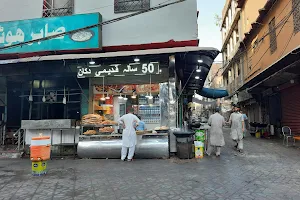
<box><xmin>74</xmin><ymin>0</ymin><xmax>198</xmax><ymax>47</ymax></box>
<box><xmin>0</xmin><ymin>0</ymin><xmax>197</xmax><ymax>47</ymax></box>
<box><xmin>0</xmin><ymin>0</ymin><xmax>43</xmax><ymax>22</ymax></box>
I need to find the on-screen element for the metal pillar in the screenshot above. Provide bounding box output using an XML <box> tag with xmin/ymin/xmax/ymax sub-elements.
<box><xmin>168</xmin><ymin>55</ymin><xmax>177</xmax><ymax>153</ymax></box>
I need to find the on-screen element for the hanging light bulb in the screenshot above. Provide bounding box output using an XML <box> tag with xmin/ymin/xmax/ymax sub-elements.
<box><xmin>63</xmin><ymin>96</ymin><xmax>67</xmax><ymax>104</ymax></box>
<box><xmin>101</xmin><ymin>77</ymin><xmax>106</xmax><ymax>101</ymax></box>
<box><xmin>100</xmin><ymin>96</ymin><xmax>106</xmax><ymax>101</ymax></box>
<box><xmin>89</xmin><ymin>58</ymin><xmax>95</xmax><ymax>65</ymax></box>
<box><xmin>196</xmin><ymin>66</ymin><xmax>201</xmax><ymax>72</ymax></box>
<box><xmin>29</xmin><ymin>88</ymin><xmax>33</xmax><ymax>102</ymax></box>
<box><xmin>105</xmin><ymin>93</ymin><xmax>110</xmax><ymax>100</ymax></box>
<box><xmin>42</xmin><ymin>88</ymin><xmax>46</xmax><ymax>103</ymax></box>
<box><xmin>118</xmin><ymin>93</ymin><xmax>123</xmax><ymax>99</ymax></box>
<box><xmin>123</xmin><ymin>95</ymin><xmax>128</xmax><ymax>101</ymax></box>
<box><xmin>131</xmin><ymin>92</ymin><xmax>136</xmax><ymax>99</ymax></box>
<box><xmin>148</xmin><ymin>74</ymin><xmax>153</xmax><ymax>99</ymax></box>
<box><xmin>63</xmin><ymin>86</ymin><xmax>67</xmax><ymax>104</ymax></box>
<box><xmin>29</xmin><ymin>95</ymin><xmax>33</xmax><ymax>102</ymax></box>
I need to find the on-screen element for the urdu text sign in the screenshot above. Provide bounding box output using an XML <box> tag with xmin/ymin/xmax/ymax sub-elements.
<box><xmin>0</xmin><ymin>13</ymin><xmax>101</xmax><ymax>54</ymax></box>
<box><xmin>77</xmin><ymin>62</ymin><xmax>160</xmax><ymax>78</ymax></box>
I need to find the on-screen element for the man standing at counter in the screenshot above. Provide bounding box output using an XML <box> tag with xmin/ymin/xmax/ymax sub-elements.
<box><xmin>136</xmin><ymin>116</ymin><xmax>146</xmax><ymax>131</ymax></box>
<box><xmin>118</xmin><ymin>108</ymin><xmax>140</xmax><ymax>161</ymax></box>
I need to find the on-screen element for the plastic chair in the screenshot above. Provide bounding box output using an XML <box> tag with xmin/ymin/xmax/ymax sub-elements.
<box><xmin>282</xmin><ymin>126</ymin><xmax>295</xmax><ymax>146</ymax></box>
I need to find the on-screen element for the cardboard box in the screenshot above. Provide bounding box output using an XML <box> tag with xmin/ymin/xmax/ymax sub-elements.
<box><xmin>32</xmin><ymin>161</ymin><xmax>48</xmax><ymax>176</ymax></box>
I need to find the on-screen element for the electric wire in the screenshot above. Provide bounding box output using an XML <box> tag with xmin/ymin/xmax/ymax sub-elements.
<box><xmin>0</xmin><ymin>0</ymin><xmax>186</xmax><ymax>52</ymax></box>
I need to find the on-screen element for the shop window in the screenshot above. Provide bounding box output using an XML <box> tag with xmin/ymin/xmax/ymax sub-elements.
<box><xmin>268</xmin><ymin>17</ymin><xmax>277</xmax><ymax>54</ymax></box>
<box><xmin>292</xmin><ymin>0</ymin><xmax>300</xmax><ymax>33</ymax></box>
<box><xmin>43</xmin><ymin>0</ymin><xmax>73</xmax><ymax>18</ymax></box>
<box><xmin>114</xmin><ymin>0</ymin><xmax>150</xmax><ymax>13</ymax></box>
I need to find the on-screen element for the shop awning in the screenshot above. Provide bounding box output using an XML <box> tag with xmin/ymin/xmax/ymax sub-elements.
<box><xmin>0</xmin><ymin>47</ymin><xmax>220</xmax><ymax>65</ymax></box>
<box><xmin>0</xmin><ymin>46</ymin><xmax>229</xmax><ymax>98</ymax></box>
<box><xmin>173</xmin><ymin>47</ymin><xmax>228</xmax><ymax>98</ymax></box>
<box><xmin>199</xmin><ymin>88</ymin><xmax>229</xmax><ymax>99</ymax></box>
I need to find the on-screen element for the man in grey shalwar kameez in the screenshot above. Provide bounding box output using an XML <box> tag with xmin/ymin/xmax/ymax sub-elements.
<box><xmin>228</xmin><ymin>106</ymin><xmax>245</xmax><ymax>153</ymax></box>
<box><xmin>207</xmin><ymin>107</ymin><xmax>225</xmax><ymax>157</ymax></box>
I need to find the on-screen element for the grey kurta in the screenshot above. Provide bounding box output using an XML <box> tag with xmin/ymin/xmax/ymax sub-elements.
<box><xmin>208</xmin><ymin>113</ymin><xmax>225</xmax><ymax>147</ymax></box>
<box><xmin>229</xmin><ymin>112</ymin><xmax>244</xmax><ymax>141</ymax></box>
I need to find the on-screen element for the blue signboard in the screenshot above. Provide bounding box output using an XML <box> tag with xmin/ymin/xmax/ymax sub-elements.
<box><xmin>0</xmin><ymin>13</ymin><xmax>101</xmax><ymax>54</ymax></box>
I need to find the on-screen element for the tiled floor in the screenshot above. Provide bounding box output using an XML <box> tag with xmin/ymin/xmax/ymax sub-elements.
<box><xmin>1</xmin><ymin>129</ymin><xmax>300</xmax><ymax>200</ymax></box>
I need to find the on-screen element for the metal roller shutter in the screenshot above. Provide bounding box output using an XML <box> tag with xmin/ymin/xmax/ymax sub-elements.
<box><xmin>281</xmin><ymin>84</ymin><xmax>300</xmax><ymax>134</ymax></box>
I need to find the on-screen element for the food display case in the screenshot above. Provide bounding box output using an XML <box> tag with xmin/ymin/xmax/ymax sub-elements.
<box><xmin>77</xmin><ymin>83</ymin><xmax>170</xmax><ymax>159</ymax></box>
<box><xmin>77</xmin><ymin>133</ymin><xmax>169</xmax><ymax>159</ymax></box>
<box><xmin>78</xmin><ymin>113</ymin><xmax>170</xmax><ymax>159</ymax></box>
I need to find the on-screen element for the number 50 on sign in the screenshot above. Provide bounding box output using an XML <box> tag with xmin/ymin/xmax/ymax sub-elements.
<box><xmin>142</xmin><ymin>63</ymin><xmax>157</xmax><ymax>74</ymax></box>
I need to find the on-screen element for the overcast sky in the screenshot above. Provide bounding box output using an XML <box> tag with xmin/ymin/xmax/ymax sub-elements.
<box><xmin>197</xmin><ymin>0</ymin><xmax>225</xmax><ymax>62</ymax></box>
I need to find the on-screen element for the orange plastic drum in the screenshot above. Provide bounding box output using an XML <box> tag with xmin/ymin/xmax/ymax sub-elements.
<box><xmin>30</xmin><ymin>136</ymin><xmax>51</xmax><ymax>161</ymax></box>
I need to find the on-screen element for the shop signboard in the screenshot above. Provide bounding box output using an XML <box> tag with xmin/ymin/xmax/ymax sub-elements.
<box><xmin>0</xmin><ymin>13</ymin><xmax>101</xmax><ymax>54</ymax></box>
<box><xmin>77</xmin><ymin>62</ymin><xmax>160</xmax><ymax>78</ymax></box>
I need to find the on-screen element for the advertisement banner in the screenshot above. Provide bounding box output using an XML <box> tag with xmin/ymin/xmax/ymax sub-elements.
<box><xmin>0</xmin><ymin>13</ymin><xmax>101</xmax><ymax>54</ymax></box>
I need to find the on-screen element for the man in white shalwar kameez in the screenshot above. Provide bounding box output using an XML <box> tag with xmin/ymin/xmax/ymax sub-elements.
<box><xmin>207</xmin><ymin>107</ymin><xmax>225</xmax><ymax>157</ymax></box>
<box><xmin>118</xmin><ymin>108</ymin><xmax>140</xmax><ymax>161</ymax></box>
<box><xmin>228</xmin><ymin>106</ymin><xmax>245</xmax><ymax>153</ymax></box>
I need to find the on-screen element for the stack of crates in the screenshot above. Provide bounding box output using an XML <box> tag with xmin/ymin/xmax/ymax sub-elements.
<box><xmin>194</xmin><ymin>130</ymin><xmax>205</xmax><ymax>159</ymax></box>
<box><xmin>30</xmin><ymin>136</ymin><xmax>51</xmax><ymax>176</ymax></box>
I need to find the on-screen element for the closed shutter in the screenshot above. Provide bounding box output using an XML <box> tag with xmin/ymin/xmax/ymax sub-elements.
<box><xmin>281</xmin><ymin>84</ymin><xmax>300</xmax><ymax>134</ymax></box>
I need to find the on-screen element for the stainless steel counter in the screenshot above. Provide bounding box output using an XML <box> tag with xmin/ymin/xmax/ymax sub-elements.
<box><xmin>77</xmin><ymin>134</ymin><xmax>169</xmax><ymax>159</ymax></box>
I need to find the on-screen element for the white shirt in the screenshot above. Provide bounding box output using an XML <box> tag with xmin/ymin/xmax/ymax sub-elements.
<box><xmin>118</xmin><ymin>113</ymin><xmax>140</xmax><ymax>147</ymax></box>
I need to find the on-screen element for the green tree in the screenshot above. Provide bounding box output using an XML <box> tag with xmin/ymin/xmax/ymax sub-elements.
<box><xmin>214</xmin><ymin>14</ymin><xmax>222</xmax><ymax>27</ymax></box>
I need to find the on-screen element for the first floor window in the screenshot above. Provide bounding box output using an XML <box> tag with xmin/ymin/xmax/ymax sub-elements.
<box><xmin>269</xmin><ymin>18</ymin><xmax>277</xmax><ymax>54</ymax></box>
<box><xmin>114</xmin><ymin>0</ymin><xmax>150</xmax><ymax>13</ymax></box>
<box><xmin>43</xmin><ymin>0</ymin><xmax>73</xmax><ymax>18</ymax></box>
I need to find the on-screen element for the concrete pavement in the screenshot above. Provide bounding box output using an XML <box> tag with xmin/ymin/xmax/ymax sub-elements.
<box><xmin>0</xmin><ymin>129</ymin><xmax>300</xmax><ymax>200</ymax></box>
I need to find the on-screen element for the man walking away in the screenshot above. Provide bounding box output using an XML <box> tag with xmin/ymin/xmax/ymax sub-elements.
<box><xmin>228</xmin><ymin>105</ymin><xmax>245</xmax><ymax>153</ymax></box>
<box><xmin>118</xmin><ymin>108</ymin><xmax>140</xmax><ymax>161</ymax></box>
<box><xmin>207</xmin><ymin>107</ymin><xmax>226</xmax><ymax>157</ymax></box>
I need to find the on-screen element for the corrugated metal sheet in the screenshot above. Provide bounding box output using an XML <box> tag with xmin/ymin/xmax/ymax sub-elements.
<box><xmin>281</xmin><ymin>84</ymin><xmax>300</xmax><ymax>134</ymax></box>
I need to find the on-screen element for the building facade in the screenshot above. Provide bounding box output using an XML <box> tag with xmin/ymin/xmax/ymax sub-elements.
<box><xmin>220</xmin><ymin>0</ymin><xmax>267</xmax><ymax>97</ymax></box>
<box><xmin>204</xmin><ymin>63</ymin><xmax>223</xmax><ymax>89</ymax></box>
<box><xmin>0</xmin><ymin>0</ymin><xmax>222</xmax><ymax>155</ymax></box>
<box><xmin>0</xmin><ymin>0</ymin><xmax>198</xmax><ymax>54</ymax></box>
<box><xmin>0</xmin><ymin>0</ymin><xmax>199</xmax><ymax>121</ymax></box>
<box><xmin>221</xmin><ymin>0</ymin><xmax>300</xmax><ymax>134</ymax></box>
<box><xmin>239</xmin><ymin>0</ymin><xmax>300</xmax><ymax>134</ymax></box>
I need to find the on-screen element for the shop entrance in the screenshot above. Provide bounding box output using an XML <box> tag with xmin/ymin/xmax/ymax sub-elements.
<box><xmin>6</xmin><ymin>76</ymin><xmax>88</xmax><ymax>129</ymax></box>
